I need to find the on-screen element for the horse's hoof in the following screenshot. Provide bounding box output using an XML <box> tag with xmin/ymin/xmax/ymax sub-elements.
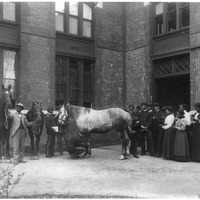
<box><xmin>119</xmin><ymin>155</ymin><xmax>126</xmax><ymax>160</ymax></box>
<box><xmin>83</xmin><ymin>153</ymin><xmax>90</xmax><ymax>158</ymax></box>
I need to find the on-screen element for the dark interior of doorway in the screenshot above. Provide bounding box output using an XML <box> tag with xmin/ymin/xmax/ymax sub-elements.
<box><xmin>155</xmin><ymin>74</ymin><xmax>190</xmax><ymax>111</ymax></box>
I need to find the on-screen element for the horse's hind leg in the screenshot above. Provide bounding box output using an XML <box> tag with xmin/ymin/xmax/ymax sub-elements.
<box><xmin>119</xmin><ymin>130</ymin><xmax>129</xmax><ymax>160</ymax></box>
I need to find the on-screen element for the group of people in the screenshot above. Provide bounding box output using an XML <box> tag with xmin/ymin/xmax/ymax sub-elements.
<box><xmin>127</xmin><ymin>102</ymin><xmax>200</xmax><ymax>162</ymax></box>
<box><xmin>8</xmin><ymin>100</ymin><xmax>200</xmax><ymax>165</ymax></box>
<box><xmin>6</xmin><ymin>103</ymin><xmax>65</xmax><ymax>165</ymax></box>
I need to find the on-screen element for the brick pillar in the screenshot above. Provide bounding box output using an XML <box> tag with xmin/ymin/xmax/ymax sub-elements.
<box><xmin>190</xmin><ymin>3</ymin><xmax>200</xmax><ymax>108</ymax></box>
<box><xmin>126</xmin><ymin>2</ymin><xmax>152</xmax><ymax>107</ymax></box>
<box><xmin>19</xmin><ymin>2</ymin><xmax>55</xmax><ymax>110</ymax></box>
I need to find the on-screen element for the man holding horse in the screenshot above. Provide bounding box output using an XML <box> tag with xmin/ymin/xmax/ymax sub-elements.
<box><xmin>8</xmin><ymin>103</ymin><xmax>34</xmax><ymax>165</ymax></box>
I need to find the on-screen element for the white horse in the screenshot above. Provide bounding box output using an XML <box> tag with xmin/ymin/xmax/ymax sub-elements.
<box><xmin>58</xmin><ymin>104</ymin><xmax>134</xmax><ymax>160</ymax></box>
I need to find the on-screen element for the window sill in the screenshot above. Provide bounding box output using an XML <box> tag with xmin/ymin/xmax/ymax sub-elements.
<box><xmin>0</xmin><ymin>20</ymin><xmax>19</xmax><ymax>27</ymax></box>
<box><xmin>56</xmin><ymin>31</ymin><xmax>94</xmax><ymax>43</ymax></box>
<box><xmin>153</xmin><ymin>27</ymin><xmax>189</xmax><ymax>40</ymax></box>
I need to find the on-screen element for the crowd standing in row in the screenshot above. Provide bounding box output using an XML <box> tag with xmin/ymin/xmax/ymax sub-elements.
<box><xmin>127</xmin><ymin>102</ymin><xmax>200</xmax><ymax>162</ymax></box>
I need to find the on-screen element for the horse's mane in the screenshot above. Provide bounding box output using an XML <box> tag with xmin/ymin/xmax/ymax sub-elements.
<box><xmin>65</xmin><ymin>104</ymin><xmax>92</xmax><ymax>119</ymax></box>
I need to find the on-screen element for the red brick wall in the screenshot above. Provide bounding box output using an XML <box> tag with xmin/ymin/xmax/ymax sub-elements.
<box><xmin>19</xmin><ymin>2</ymin><xmax>55</xmax><ymax>110</ymax></box>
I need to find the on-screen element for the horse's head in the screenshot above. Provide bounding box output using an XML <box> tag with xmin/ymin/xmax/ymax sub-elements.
<box><xmin>1</xmin><ymin>84</ymin><xmax>12</xmax><ymax>108</ymax></box>
<box><xmin>31</xmin><ymin>101</ymin><xmax>43</xmax><ymax>124</ymax></box>
<box><xmin>58</xmin><ymin>104</ymin><xmax>68</xmax><ymax>125</ymax></box>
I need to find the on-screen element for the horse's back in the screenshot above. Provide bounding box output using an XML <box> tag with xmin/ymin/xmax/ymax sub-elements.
<box><xmin>74</xmin><ymin>106</ymin><xmax>132</xmax><ymax>133</ymax></box>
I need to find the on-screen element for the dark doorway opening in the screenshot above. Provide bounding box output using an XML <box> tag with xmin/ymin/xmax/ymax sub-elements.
<box><xmin>155</xmin><ymin>74</ymin><xmax>190</xmax><ymax>111</ymax></box>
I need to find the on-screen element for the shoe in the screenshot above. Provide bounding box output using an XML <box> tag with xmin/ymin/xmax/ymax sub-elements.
<box><xmin>58</xmin><ymin>153</ymin><xmax>63</xmax><ymax>156</ymax></box>
<box><xmin>46</xmin><ymin>155</ymin><xmax>52</xmax><ymax>158</ymax></box>
<box><xmin>155</xmin><ymin>154</ymin><xmax>161</xmax><ymax>158</ymax></box>
<box><xmin>19</xmin><ymin>160</ymin><xmax>27</xmax><ymax>163</ymax></box>
<box><xmin>141</xmin><ymin>152</ymin><xmax>146</xmax><ymax>156</ymax></box>
<box><xmin>119</xmin><ymin>155</ymin><xmax>126</xmax><ymax>160</ymax></box>
<box><xmin>133</xmin><ymin>154</ymin><xmax>139</xmax><ymax>158</ymax></box>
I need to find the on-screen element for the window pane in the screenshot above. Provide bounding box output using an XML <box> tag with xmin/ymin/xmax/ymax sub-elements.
<box><xmin>181</xmin><ymin>2</ymin><xmax>189</xmax><ymax>8</ymax></box>
<box><xmin>69</xmin><ymin>2</ymin><xmax>78</xmax><ymax>16</ymax></box>
<box><xmin>55</xmin><ymin>13</ymin><xmax>64</xmax><ymax>32</ymax></box>
<box><xmin>3</xmin><ymin>50</ymin><xmax>16</xmax><ymax>99</ymax></box>
<box><xmin>83</xmin><ymin>20</ymin><xmax>91</xmax><ymax>37</ymax></box>
<box><xmin>155</xmin><ymin>15</ymin><xmax>163</xmax><ymax>35</ymax></box>
<box><xmin>3</xmin><ymin>51</ymin><xmax>16</xmax><ymax>79</ymax></box>
<box><xmin>167</xmin><ymin>3</ymin><xmax>176</xmax><ymax>12</ymax></box>
<box><xmin>83</xmin><ymin>3</ymin><xmax>92</xmax><ymax>20</ymax></box>
<box><xmin>181</xmin><ymin>6</ymin><xmax>189</xmax><ymax>27</ymax></box>
<box><xmin>69</xmin><ymin>17</ymin><xmax>78</xmax><ymax>34</ymax></box>
<box><xmin>155</xmin><ymin>3</ymin><xmax>163</xmax><ymax>15</ymax></box>
<box><xmin>3</xmin><ymin>2</ymin><xmax>16</xmax><ymax>21</ymax></box>
<box><xmin>55</xmin><ymin>2</ymin><xmax>65</xmax><ymax>13</ymax></box>
<box><xmin>167</xmin><ymin>11</ymin><xmax>176</xmax><ymax>31</ymax></box>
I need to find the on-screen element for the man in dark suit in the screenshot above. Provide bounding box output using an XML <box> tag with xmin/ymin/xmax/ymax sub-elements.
<box><xmin>45</xmin><ymin>107</ymin><xmax>57</xmax><ymax>158</ymax></box>
<box><xmin>9</xmin><ymin>103</ymin><xmax>34</xmax><ymax>165</ymax></box>
<box><xmin>139</xmin><ymin>102</ymin><xmax>154</xmax><ymax>156</ymax></box>
<box><xmin>128</xmin><ymin>105</ymin><xmax>139</xmax><ymax>158</ymax></box>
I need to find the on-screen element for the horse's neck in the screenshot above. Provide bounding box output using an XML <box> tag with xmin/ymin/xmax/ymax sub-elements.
<box><xmin>27</xmin><ymin>108</ymin><xmax>34</xmax><ymax>121</ymax></box>
<box><xmin>0</xmin><ymin>96</ymin><xmax>6</xmax><ymax>121</ymax></box>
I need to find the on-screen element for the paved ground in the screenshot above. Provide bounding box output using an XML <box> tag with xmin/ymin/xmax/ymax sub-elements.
<box><xmin>1</xmin><ymin>145</ymin><xmax>200</xmax><ymax>198</ymax></box>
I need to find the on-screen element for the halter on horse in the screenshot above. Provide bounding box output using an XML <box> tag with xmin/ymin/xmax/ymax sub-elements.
<box><xmin>58</xmin><ymin>104</ymin><xmax>133</xmax><ymax>159</ymax></box>
<box><xmin>0</xmin><ymin>84</ymin><xmax>12</xmax><ymax>162</ymax></box>
<box><xmin>26</xmin><ymin>101</ymin><xmax>44</xmax><ymax>157</ymax></box>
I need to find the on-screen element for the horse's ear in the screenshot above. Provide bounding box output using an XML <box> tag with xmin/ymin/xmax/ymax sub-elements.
<box><xmin>2</xmin><ymin>84</ymin><xmax>5</xmax><ymax>91</ymax></box>
<box><xmin>8</xmin><ymin>84</ymin><xmax>11</xmax><ymax>91</ymax></box>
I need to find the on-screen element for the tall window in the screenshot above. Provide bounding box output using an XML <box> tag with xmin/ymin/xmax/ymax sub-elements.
<box><xmin>69</xmin><ymin>2</ymin><xmax>79</xmax><ymax>35</ymax></box>
<box><xmin>167</xmin><ymin>3</ymin><xmax>176</xmax><ymax>32</ymax></box>
<box><xmin>180</xmin><ymin>3</ymin><xmax>189</xmax><ymax>28</ymax></box>
<box><xmin>3</xmin><ymin>2</ymin><xmax>16</xmax><ymax>22</ymax></box>
<box><xmin>83</xmin><ymin>3</ymin><xmax>92</xmax><ymax>37</ymax></box>
<box><xmin>155</xmin><ymin>3</ymin><xmax>163</xmax><ymax>35</ymax></box>
<box><xmin>154</xmin><ymin>2</ymin><xmax>189</xmax><ymax>36</ymax></box>
<box><xmin>3</xmin><ymin>50</ymin><xmax>17</xmax><ymax>106</ymax></box>
<box><xmin>55</xmin><ymin>2</ymin><xmax>93</xmax><ymax>38</ymax></box>
<box><xmin>55</xmin><ymin>56</ymin><xmax>94</xmax><ymax>108</ymax></box>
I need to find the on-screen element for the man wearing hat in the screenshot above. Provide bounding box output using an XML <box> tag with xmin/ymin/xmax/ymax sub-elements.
<box><xmin>9</xmin><ymin>103</ymin><xmax>34</xmax><ymax>165</ymax></box>
<box><xmin>45</xmin><ymin>106</ymin><xmax>57</xmax><ymax>158</ymax></box>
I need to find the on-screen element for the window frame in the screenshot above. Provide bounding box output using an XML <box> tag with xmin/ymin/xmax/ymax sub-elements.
<box><xmin>153</xmin><ymin>2</ymin><xmax>189</xmax><ymax>37</ymax></box>
<box><xmin>55</xmin><ymin>2</ymin><xmax>94</xmax><ymax>38</ymax></box>
<box><xmin>55</xmin><ymin>56</ymin><xmax>94</xmax><ymax>108</ymax></box>
<box><xmin>0</xmin><ymin>2</ymin><xmax>19</xmax><ymax>24</ymax></box>
<box><xmin>0</xmin><ymin>48</ymin><xmax>19</xmax><ymax>108</ymax></box>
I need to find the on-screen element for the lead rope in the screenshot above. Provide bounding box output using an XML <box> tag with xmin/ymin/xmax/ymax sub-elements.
<box><xmin>31</xmin><ymin>120</ymin><xmax>41</xmax><ymax>135</ymax></box>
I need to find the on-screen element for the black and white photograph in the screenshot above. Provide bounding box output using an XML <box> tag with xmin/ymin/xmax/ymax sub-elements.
<box><xmin>0</xmin><ymin>0</ymin><xmax>200</xmax><ymax>199</ymax></box>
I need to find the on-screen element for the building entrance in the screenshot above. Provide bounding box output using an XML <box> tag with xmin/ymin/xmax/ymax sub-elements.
<box><xmin>155</xmin><ymin>74</ymin><xmax>190</xmax><ymax>110</ymax></box>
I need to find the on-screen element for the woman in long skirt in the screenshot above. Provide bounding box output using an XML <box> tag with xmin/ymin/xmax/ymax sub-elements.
<box><xmin>191</xmin><ymin>103</ymin><xmax>200</xmax><ymax>162</ymax></box>
<box><xmin>162</xmin><ymin>106</ymin><xmax>175</xmax><ymax>159</ymax></box>
<box><xmin>173</xmin><ymin>110</ymin><xmax>190</xmax><ymax>162</ymax></box>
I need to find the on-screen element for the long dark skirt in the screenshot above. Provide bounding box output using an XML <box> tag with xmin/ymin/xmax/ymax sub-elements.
<box><xmin>173</xmin><ymin>130</ymin><xmax>190</xmax><ymax>162</ymax></box>
<box><xmin>191</xmin><ymin>123</ymin><xmax>200</xmax><ymax>162</ymax></box>
<box><xmin>162</xmin><ymin>128</ymin><xmax>176</xmax><ymax>159</ymax></box>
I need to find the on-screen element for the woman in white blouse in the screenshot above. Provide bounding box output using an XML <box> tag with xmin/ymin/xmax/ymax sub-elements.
<box><xmin>161</xmin><ymin>106</ymin><xmax>175</xmax><ymax>159</ymax></box>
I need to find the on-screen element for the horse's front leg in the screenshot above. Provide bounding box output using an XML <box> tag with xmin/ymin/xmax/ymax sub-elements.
<box><xmin>29</xmin><ymin>131</ymin><xmax>35</xmax><ymax>156</ymax></box>
<box><xmin>84</xmin><ymin>133</ymin><xmax>91</xmax><ymax>158</ymax></box>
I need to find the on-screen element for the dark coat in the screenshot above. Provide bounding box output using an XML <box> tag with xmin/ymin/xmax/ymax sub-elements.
<box><xmin>45</xmin><ymin>113</ymin><xmax>57</xmax><ymax>135</ymax></box>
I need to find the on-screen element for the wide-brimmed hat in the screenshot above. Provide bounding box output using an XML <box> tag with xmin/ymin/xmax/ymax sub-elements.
<box><xmin>16</xmin><ymin>103</ymin><xmax>25</xmax><ymax>109</ymax></box>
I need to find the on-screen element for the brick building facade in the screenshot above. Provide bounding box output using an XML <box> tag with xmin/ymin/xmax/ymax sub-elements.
<box><xmin>0</xmin><ymin>2</ymin><xmax>199</xmax><ymax>113</ymax></box>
